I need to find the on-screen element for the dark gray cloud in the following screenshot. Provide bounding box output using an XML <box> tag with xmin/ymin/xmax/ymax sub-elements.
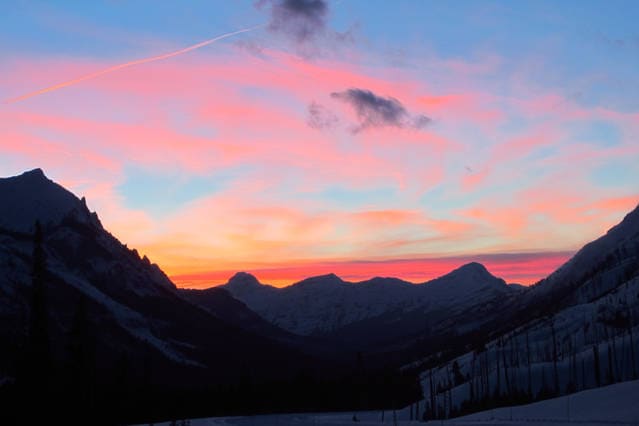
<box><xmin>330</xmin><ymin>88</ymin><xmax>431</xmax><ymax>132</ymax></box>
<box><xmin>259</xmin><ymin>0</ymin><xmax>329</xmax><ymax>43</ymax></box>
<box><xmin>307</xmin><ymin>101</ymin><xmax>340</xmax><ymax>130</ymax></box>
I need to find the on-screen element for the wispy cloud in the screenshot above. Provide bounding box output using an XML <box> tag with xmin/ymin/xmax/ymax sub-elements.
<box><xmin>307</xmin><ymin>101</ymin><xmax>340</xmax><ymax>130</ymax></box>
<box><xmin>3</xmin><ymin>25</ymin><xmax>261</xmax><ymax>104</ymax></box>
<box><xmin>3</xmin><ymin>38</ymin><xmax>638</xmax><ymax>289</ymax></box>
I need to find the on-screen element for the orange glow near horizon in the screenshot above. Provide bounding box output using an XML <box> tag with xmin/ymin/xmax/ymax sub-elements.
<box><xmin>168</xmin><ymin>251</ymin><xmax>573</xmax><ymax>289</ymax></box>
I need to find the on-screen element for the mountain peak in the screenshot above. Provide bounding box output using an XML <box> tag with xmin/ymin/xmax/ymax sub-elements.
<box><xmin>20</xmin><ymin>168</ymin><xmax>47</xmax><ymax>179</ymax></box>
<box><xmin>457</xmin><ymin>262</ymin><xmax>489</xmax><ymax>274</ymax></box>
<box><xmin>227</xmin><ymin>272</ymin><xmax>261</xmax><ymax>287</ymax></box>
<box><xmin>293</xmin><ymin>273</ymin><xmax>345</xmax><ymax>289</ymax></box>
<box><xmin>424</xmin><ymin>261</ymin><xmax>507</xmax><ymax>295</ymax></box>
<box><xmin>447</xmin><ymin>262</ymin><xmax>501</xmax><ymax>283</ymax></box>
<box><xmin>318</xmin><ymin>272</ymin><xmax>341</xmax><ymax>280</ymax></box>
<box><xmin>0</xmin><ymin>168</ymin><xmax>92</xmax><ymax>232</ymax></box>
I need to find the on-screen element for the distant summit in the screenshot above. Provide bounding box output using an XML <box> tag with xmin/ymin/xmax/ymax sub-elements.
<box><xmin>223</xmin><ymin>271</ymin><xmax>276</xmax><ymax>301</ymax></box>
<box><xmin>227</xmin><ymin>272</ymin><xmax>262</xmax><ymax>288</ymax></box>
<box><xmin>456</xmin><ymin>261</ymin><xmax>489</xmax><ymax>273</ymax></box>
<box><xmin>295</xmin><ymin>273</ymin><xmax>345</xmax><ymax>288</ymax></box>
<box><xmin>431</xmin><ymin>261</ymin><xmax>506</xmax><ymax>288</ymax></box>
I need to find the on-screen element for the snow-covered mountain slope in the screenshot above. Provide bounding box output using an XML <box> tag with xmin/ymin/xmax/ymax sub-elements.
<box><xmin>414</xmin><ymin>275</ymin><xmax>639</xmax><ymax>418</ymax></box>
<box><xmin>222</xmin><ymin>262</ymin><xmax>512</xmax><ymax>337</ymax></box>
<box><xmin>0</xmin><ymin>169</ymin><xmax>313</xmax><ymax>385</ymax></box>
<box><xmin>223</xmin><ymin>272</ymin><xmax>412</xmax><ymax>336</ymax></box>
<box><xmin>527</xmin><ymin>203</ymin><xmax>639</xmax><ymax>307</ymax></box>
<box><xmin>408</xmin><ymin>202</ymin><xmax>639</xmax><ymax>421</ymax></box>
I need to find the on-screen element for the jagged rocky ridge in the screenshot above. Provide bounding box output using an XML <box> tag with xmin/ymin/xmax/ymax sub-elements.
<box><xmin>0</xmin><ymin>169</ymin><xmax>313</xmax><ymax>388</ymax></box>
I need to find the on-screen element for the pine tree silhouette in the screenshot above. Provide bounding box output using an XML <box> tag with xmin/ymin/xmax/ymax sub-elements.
<box><xmin>18</xmin><ymin>221</ymin><xmax>52</xmax><ymax>420</ymax></box>
<box><xmin>592</xmin><ymin>344</ymin><xmax>602</xmax><ymax>387</ymax></box>
<box><xmin>30</xmin><ymin>223</ymin><xmax>49</xmax><ymax>369</ymax></box>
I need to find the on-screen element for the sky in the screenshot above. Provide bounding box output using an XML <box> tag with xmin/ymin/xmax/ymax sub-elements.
<box><xmin>1</xmin><ymin>0</ymin><xmax>638</xmax><ymax>287</ymax></box>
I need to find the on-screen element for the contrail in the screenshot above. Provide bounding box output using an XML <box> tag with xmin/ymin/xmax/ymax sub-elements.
<box><xmin>4</xmin><ymin>24</ymin><xmax>263</xmax><ymax>104</ymax></box>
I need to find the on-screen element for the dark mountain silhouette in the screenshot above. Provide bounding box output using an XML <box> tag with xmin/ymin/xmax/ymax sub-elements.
<box><xmin>0</xmin><ymin>169</ymin><xmax>344</xmax><ymax>423</ymax></box>
<box><xmin>2</xmin><ymin>168</ymin><xmax>636</xmax><ymax>423</ymax></box>
<box><xmin>178</xmin><ymin>286</ymin><xmax>290</xmax><ymax>339</ymax></box>
<box><xmin>0</xmin><ymin>168</ymin><xmax>95</xmax><ymax>233</ymax></box>
<box><xmin>0</xmin><ymin>168</ymin><xmax>308</xmax><ymax>374</ymax></box>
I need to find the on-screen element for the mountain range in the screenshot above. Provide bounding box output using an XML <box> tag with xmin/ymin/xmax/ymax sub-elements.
<box><xmin>0</xmin><ymin>168</ymin><xmax>637</xmax><ymax>423</ymax></box>
<box><xmin>221</xmin><ymin>262</ymin><xmax>513</xmax><ymax>336</ymax></box>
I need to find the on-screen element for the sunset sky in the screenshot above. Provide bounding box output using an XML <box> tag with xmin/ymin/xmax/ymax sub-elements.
<box><xmin>1</xmin><ymin>1</ymin><xmax>638</xmax><ymax>287</ymax></box>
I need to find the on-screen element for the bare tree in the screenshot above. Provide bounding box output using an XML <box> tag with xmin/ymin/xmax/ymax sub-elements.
<box><xmin>551</xmin><ymin>318</ymin><xmax>559</xmax><ymax>394</ymax></box>
<box><xmin>628</xmin><ymin>308</ymin><xmax>637</xmax><ymax>379</ymax></box>
<box><xmin>593</xmin><ymin>344</ymin><xmax>601</xmax><ymax>387</ymax></box>
<box><xmin>526</xmin><ymin>329</ymin><xmax>532</xmax><ymax>397</ymax></box>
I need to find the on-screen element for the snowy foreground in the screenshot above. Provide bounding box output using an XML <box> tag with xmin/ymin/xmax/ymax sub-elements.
<box><xmin>448</xmin><ymin>379</ymin><xmax>639</xmax><ymax>425</ymax></box>
<box><xmin>150</xmin><ymin>411</ymin><xmax>418</xmax><ymax>426</ymax></box>
<box><xmin>148</xmin><ymin>380</ymin><xmax>639</xmax><ymax>425</ymax></box>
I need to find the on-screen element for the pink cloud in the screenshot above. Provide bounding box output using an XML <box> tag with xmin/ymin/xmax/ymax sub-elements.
<box><xmin>2</xmin><ymin>43</ymin><xmax>638</xmax><ymax>290</ymax></box>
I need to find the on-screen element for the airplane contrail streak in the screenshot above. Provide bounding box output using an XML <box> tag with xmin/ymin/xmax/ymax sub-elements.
<box><xmin>4</xmin><ymin>24</ymin><xmax>263</xmax><ymax>104</ymax></box>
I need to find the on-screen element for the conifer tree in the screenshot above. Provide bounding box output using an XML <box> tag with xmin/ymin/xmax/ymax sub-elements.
<box><xmin>21</xmin><ymin>221</ymin><xmax>51</xmax><ymax>420</ymax></box>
